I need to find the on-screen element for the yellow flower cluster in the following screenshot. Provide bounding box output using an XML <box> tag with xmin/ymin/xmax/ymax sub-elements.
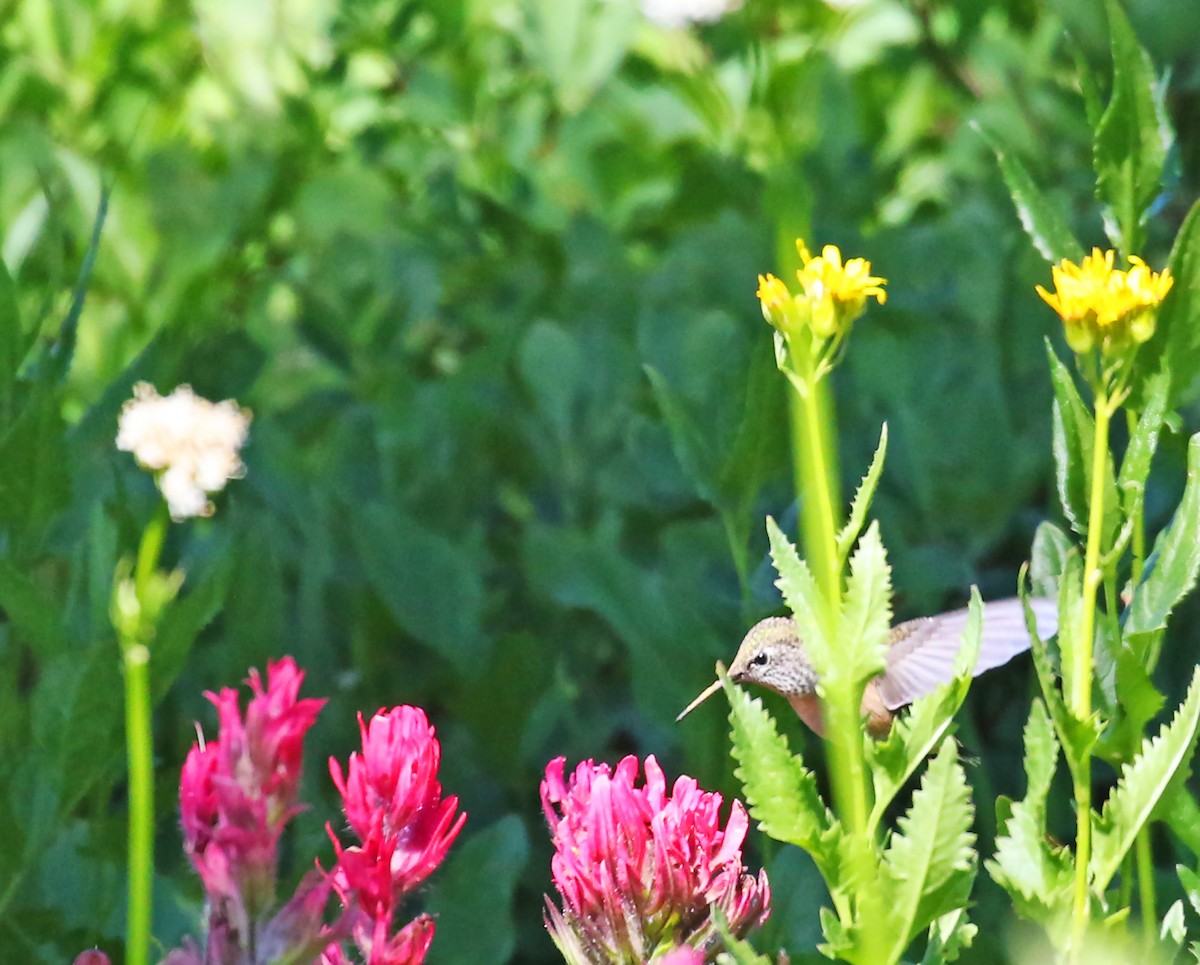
<box><xmin>1036</xmin><ymin>248</ymin><xmax>1173</xmax><ymax>356</ymax></box>
<box><xmin>757</xmin><ymin>240</ymin><xmax>887</xmax><ymax>343</ymax></box>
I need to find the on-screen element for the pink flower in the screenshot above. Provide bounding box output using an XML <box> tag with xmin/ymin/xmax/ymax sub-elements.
<box><xmin>179</xmin><ymin>657</ymin><xmax>326</xmax><ymax>926</ymax></box>
<box><xmin>542</xmin><ymin>755</ymin><xmax>770</xmax><ymax>964</ymax></box>
<box><xmin>72</xmin><ymin>952</ymin><xmax>112</xmax><ymax>965</ymax></box>
<box><xmin>328</xmin><ymin>707</ymin><xmax>465</xmax><ymax>965</ymax></box>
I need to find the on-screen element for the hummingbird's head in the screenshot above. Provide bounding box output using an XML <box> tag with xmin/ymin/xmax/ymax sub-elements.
<box><xmin>728</xmin><ymin>617</ymin><xmax>818</xmax><ymax>698</ymax></box>
<box><xmin>675</xmin><ymin>615</ymin><xmax>819</xmax><ymax>722</ymax></box>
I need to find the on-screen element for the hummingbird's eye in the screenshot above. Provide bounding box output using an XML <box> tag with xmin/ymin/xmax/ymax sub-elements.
<box><xmin>750</xmin><ymin>652</ymin><xmax>769</xmax><ymax>668</ymax></box>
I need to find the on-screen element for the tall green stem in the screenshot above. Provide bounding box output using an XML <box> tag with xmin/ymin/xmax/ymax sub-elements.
<box><xmin>1070</xmin><ymin>394</ymin><xmax>1111</xmax><ymax>957</ymax></box>
<box><xmin>790</xmin><ymin>364</ymin><xmax>881</xmax><ymax>958</ymax></box>
<box><xmin>122</xmin><ymin>639</ymin><xmax>153</xmax><ymax>965</ymax></box>
<box><xmin>122</xmin><ymin>505</ymin><xmax>168</xmax><ymax>965</ymax></box>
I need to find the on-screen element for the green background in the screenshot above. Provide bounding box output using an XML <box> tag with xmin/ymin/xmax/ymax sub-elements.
<box><xmin>1</xmin><ymin>0</ymin><xmax>1197</xmax><ymax>961</ymax></box>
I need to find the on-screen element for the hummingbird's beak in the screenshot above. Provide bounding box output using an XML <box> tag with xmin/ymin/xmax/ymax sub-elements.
<box><xmin>675</xmin><ymin>677</ymin><xmax>723</xmax><ymax>722</ymax></box>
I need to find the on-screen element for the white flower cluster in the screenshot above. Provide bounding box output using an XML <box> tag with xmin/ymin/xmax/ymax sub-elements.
<box><xmin>117</xmin><ymin>383</ymin><xmax>251</xmax><ymax>520</ymax></box>
<box><xmin>640</xmin><ymin>0</ymin><xmax>743</xmax><ymax>28</ymax></box>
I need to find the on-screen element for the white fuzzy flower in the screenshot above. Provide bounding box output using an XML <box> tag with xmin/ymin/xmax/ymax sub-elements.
<box><xmin>117</xmin><ymin>383</ymin><xmax>251</xmax><ymax>520</ymax></box>
<box><xmin>640</xmin><ymin>0</ymin><xmax>742</xmax><ymax>28</ymax></box>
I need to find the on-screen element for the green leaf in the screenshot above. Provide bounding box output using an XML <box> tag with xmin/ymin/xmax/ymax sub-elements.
<box><xmin>1092</xmin><ymin>0</ymin><xmax>1170</xmax><ymax>256</ymax></box>
<box><xmin>1090</xmin><ymin>665</ymin><xmax>1200</xmax><ymax>894</ymax></box>
<box><xmin>836</xmin><ymin>423</ymin><xmax>888</xmax><ymax>567</ymax></box>
<box><xmin>352</xmin><ymin>503</ymin><xmax>489</xmax><ymax>676</ymax></box>
<box><xmin>1161</xmin><ymin>899</ymin><xmax>1187</xmax><ymax>949</ymax></box>
<box><xmin>1030</xmin><ymin>521</ymin><xmax>1073</xmax><ymax>600</ymax></box>
<box><xmin>1117</xmin><ymin>369</ymin><xmax>1169</xmax><ymax>517</ymax></box>
<box><xmin>880</xmin><ymin>738</ymin><xmax>977</xmax><ymax>961</ymax></box>
<box><xmin>1178</xmin><ymin>864</ymin><xmax>1200</xmax><ymax>915</ymax></box>
<box><xmin>522</xmin><ymin>0</ymin><xmax>639</xmax><ymax>114</ymax></box>
<box><xmin>765</xmin><ymin>516</ymin><xmax>830</xmax><ymax>673</ymax></box>
<box><xmin>426</xmin><ymin>816</ymin><xmax>530</xmax><ymax>965</ymax></box>
<box><xmin>0</xmin><ymin>384</ymin><xmax>71</xmax><ymax>551</ymax></box>
<box><xmin>0</xmin><ymin>255</ymin><xmax>32</xmax><ymax>421</ymax></box>
<box><xmin>921</xmin><ymin>908</ymin><xmax>978</xmax><ymax>965</ymax></box>
<box><xmin>723</xmin><ymin>673</ymin><xmax>840</xmax><ymax>882</ymax></box>
<box><xmin>836</xmin><ymin>520</ymin><xmax>891</xmax><ymax>689</ymax></box>
<box><xmin>990</xmin><ymin>143</ymin><xmax>1081</xmax><ymax>264</ymax></box>
<box><xmin>1126</xmin><ymin>433</ymin><xmax>1200</xmax><ymax>635</ymax></box>
<box><xmin>1128</xmin><ymin>198</ymin><xmax>1200</xmax><ymax>407</ymax></box>
<box><xmin>1167</xmin><ymin>793</ymin><xmax>1200</xmax><ymax>860</ymax></box>
<box><xmin>1047</xmin><ymin>344</ymin><xmax>1119</xmax><ymax>540</ymax></box>
<box><xmin>32</xmin><ymin>184</ymin><xmax>109</xmax><ymax>389</ymax></box>
<box><xmin>986</xmin><ymin>699</ymin><xmax>1075</xmax><ymax>930</ymax></box>
<box><xmin>645</xmin><ymin>364</ymin><xmax>719</xmax><ymax>505</ymax></box>
<box><xmin>868</xmin><ymin>590</ymin><xmax>982</xmax><ymax>830</ymax></box>
<box><xmin>711</xmin><ymin>907</ymin><xmax>775</xmax><ymax>965</ymax></box>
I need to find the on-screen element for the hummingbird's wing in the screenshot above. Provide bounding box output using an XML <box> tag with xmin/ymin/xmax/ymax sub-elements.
<box><xmin>875</xmin><ymin>597</ymin><xmax>1057</xmax><ymax>710</ymax></box>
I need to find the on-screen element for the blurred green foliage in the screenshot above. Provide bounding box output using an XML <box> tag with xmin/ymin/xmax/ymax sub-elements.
<box><xmin>0</xmin><ymin>0</ymin><xmax>1198</xmax><ymax>961</ymax></box>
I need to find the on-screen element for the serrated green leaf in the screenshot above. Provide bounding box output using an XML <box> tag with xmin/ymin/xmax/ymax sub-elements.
<box><xmin>1126</xmin><ymin>433</ymin><xmax>1200</xmax><ymax>635</ymax></box>
<box><xmin>1090</xmin><ymin>666</ymin><xmax>1200</xmax><ymax>894</ymax></box>
<box><xmin>1030</xmin><ymin>521</ymin><xmax>1073</xmax><ymax>600</ymax></box>
<box><xmin>868</xmin><ymin>591</ymin><xmax>982</xmax><ymax>831</ymax></box>
<box><xmin>836</xmin><ymin>423</ymin><xmax>887</xmax><ymax>567</ymax></box>
<box><xmin>1021</xmin><ymin>576</ymin><xmax>1099</xmax><ymax>783</ymax></box>
<box><xmin>987</xmin><ymin>702</ymin><xmax>1075</xmax><ymax>945</ymax></box>
<box><xmin>990</xmin><ymin>144</ymin><xmax>1081</xmax><ymax>264</ymax></box>
<box><xmin>836</xmin><ymin>520</ymin><xmax>890</xmax><ymax>689</ymax></box>
<box><xmin>1022</xmin><ymin>698</ymin><xmax>1061</xmax><ymax>825</ymax></box>
<box><xmin>921</xmin><ymin>908</ymin><xmax>977</xmax><ymax>965</ymax></box>
<box><xmin>1178</xmin><ymin>864</ymin><xmax>1200</xmax><ymax>915</ymax></box>
<box><xmin>1128</xmin><ymin>197</ymin><xmax>1200</xmax><ymax>407</ymax></box>
<box><xmin>880</xmin><ymin>738</ymin><xmax>976</xmax><ymax>961</ymax></box>
<box><xmin>1161</xmin><ymin>898</ymin><xmax>1186</xmax><ymax>948</ymax></box>
<box><xmin>1093</xmin><ymin>0</ymin><xmax>1170</xmax><ymax>256</ymax></box>
<box><xmin>766</xmin><ymin>516</ymin><xmax>830</xmax><ymax>673</ymax></box>
<box><xmin>1167</xmin><ymin>794</ymin><xmax>1200</xmax><ymax>860</ymax></box>
<box><xmin>1047</xmin><ymin>344</ymin><xmax>1119</xmax><ymax>541</ymax></box>
<box><xmin>1118</xmin><ymin>370</ymin><xmax>1168</xmax><ymax>500</ymax></box>
<box><xmin>723</xmin><ymin>674</ymin><xmax>840</xmax><ymax>881</ymax></box>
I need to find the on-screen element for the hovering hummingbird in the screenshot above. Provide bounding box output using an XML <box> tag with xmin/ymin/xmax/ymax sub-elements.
<box><xmin>677</xmin><ymin>597</ymin><xmax>1057</xmax><ymax>736</ymax></box>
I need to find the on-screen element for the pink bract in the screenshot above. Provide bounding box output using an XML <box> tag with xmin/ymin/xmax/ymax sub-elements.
<box><xmin>328</xmin><ymin>706</ymin><xmax>465</xmax><ymax>965</ymax></box>
<box><xmin>179</xmin><ymin>656</ymin><xmax>326</xmax><ymax>924</ymax></box>
<box><xmin>541</xmin><ymin>754</ymin><xmax>770</xmax><ymax>964</ymax></box>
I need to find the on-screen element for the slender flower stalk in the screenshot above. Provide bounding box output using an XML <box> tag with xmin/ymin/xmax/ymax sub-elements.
<box><xmin>116</xmin><ymin>382</ymin><xmax>251</xmax><ymax>965</ymax></box>
<box><xmin>116</xmin><ymin>503</ymin><xmax>170</xmax><ymax>965</ymax></box>
<box><xmin>755</xmin><ymin>239</ymin><xmax>886</xmax><ymax>958</ymax></box>
<box><xmin>1036</xmin><ymin>249</ymin><xmax>1174</xmax><ymax>958</ymax></box>
<box><xmin>541</xmin><ymin>754</ymin><xmax>770</xmax><ymax>963</ymax></box>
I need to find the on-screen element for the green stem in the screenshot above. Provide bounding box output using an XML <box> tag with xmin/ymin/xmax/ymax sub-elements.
<box><xmin>789</xmin><ymin>363</ymin><xmax>881</xmax><ymax>957</ymax></box>
<box><xmin>1126</xmin><ymin>410</ymin><xmax>1146</xmax><ymax>591</ymax></box>
<box><xmin>122</xmin><ymin>637</ymin><xmax>153</xmax><ymax>965</ymax></box>
<box><xmin>1135</xmin><ymin>802</ymin><xmax>1157</xmax><ymax>939</ymax></box>
<box><xmin>795</xmin><ymin>367</ymin><xmax>842</xmax><ymax>622</ymax></box>
<box><xmin>1070</xmin><ymin>394</ymin><xmax>1111</xmax><ymax>957</ymax></box>
<box><xmin>123</xmin><ymin>504</ymin><xmax>169</xmax><ymax>965</ymax></box>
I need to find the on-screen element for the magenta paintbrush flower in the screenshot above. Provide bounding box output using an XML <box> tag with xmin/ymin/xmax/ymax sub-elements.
<box><xmin>541</xmin><ymin>754</ymin><xmax>770</xmax><ymax>964</ymax></box>
<box><xmin>328</xmin><ymin>706</ymin><xmax>466</xmax><ymax>965</ymax></box>
<box><xmin>180</xmin><ymin>657</ymin><xmax>327</xmax><ymax>927</ymax></box>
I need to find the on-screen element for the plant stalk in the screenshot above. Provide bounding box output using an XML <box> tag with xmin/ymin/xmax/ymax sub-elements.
<box><xmin>123</xmin><ymin>505</ymin><xmax>168</xmax><ymax>965</ymax></box>
<box><xmin>1070</xmin><ymin>393</ymin><xmax>1111</xmax><ymax>956</ymax></box>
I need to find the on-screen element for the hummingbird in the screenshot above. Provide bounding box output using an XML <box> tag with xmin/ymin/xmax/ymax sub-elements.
<box><xmin>677</xmin><ymin>597</ymin><xmax>1057</xmax><ymax>737</ymax></box>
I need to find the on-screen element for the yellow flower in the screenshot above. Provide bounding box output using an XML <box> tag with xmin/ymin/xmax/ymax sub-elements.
<box><xmin>755</xmin><ymin>242</ymin><xmax>887</xmax><ymax>345</ymax></box>
<box><xmin>794</xmin><ymin>240</ymin><xmax>887</xmax><ymax>339</ymax></box>
<box><xmin>1036</xmin><ymin>248</ymin><xmax>1173</xmax><ymax>355</ymax></box>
